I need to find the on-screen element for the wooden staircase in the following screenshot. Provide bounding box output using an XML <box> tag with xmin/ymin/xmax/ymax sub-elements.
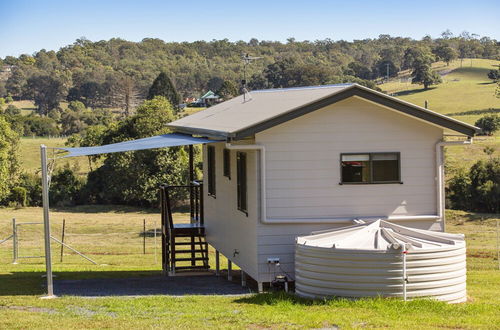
<box><xmin>160</xmin><ymin>182</ymin><xmax>209</xmax><ymax>275</ymax></box>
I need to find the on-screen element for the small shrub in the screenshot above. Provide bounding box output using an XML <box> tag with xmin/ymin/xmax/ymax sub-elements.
<box><xmin>10</xmin><ymin>186</ymin><xmax>27</xmax><ymax>207</ymax></box>
<box><xmin>5</xmin><ymin>104</ymin><xmax>21</xmax><ymax>116</ymax></box>
<box><xmin>18</xmin><ymin>173</ymin><xmax>42</xmax><ymax>206</ymax></box>
<box><xmin>50</xmin><ymin>167</ymin><xmax>84</xmax><ymax>206</ymax></box>
<box><xmin>475</xmin><ymin>115</ymin><xmax>500</xmax><ymax>135</ymax></box>
<box><xmin>448</xmin><ymin>157</ymin><xmax>500</xmax><ymax>213</ymax></box>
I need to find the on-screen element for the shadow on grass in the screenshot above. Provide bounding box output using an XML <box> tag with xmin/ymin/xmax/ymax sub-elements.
<box><xmin>234</xmin><ymin>291</ymin><xmax>452</xmax><ymax>312</ymax></box>
<box><xmin>0</xmin><ymin>271</ymin><xmax>46</xmax><ymax>296</ymax></box>
<box><xmin>394</xmin><ymin>87</ymin><xmax>437</xmax><ymax>96</ymax></box>
<box><xmin>446</xmin><ymin>108</ymin><xmax>499</xmax><ymax>116</ymax></box>
<box><xmin>235</xmin><ymin>291</ymin><xmax>332</xmax><ymax>306</ymax></box>
<box><xmin>447</xmin><ymin>211</ymin><xmax>499</xmax><ymax>224</ymax></box>
<box><xmin>0</xmin><ymin>270</ymin><xmax>162</xmax><ymax>296</ymax></box>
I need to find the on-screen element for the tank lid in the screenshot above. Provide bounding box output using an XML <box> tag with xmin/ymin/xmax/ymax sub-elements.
<box><xmin>296</xmin><ymin>220</ymin><xmax>465</xmax><ymax>251</ymax></box>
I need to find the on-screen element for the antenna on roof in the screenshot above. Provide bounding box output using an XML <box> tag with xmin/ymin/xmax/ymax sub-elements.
<box><xmin>241</xmin><ymin>53</ymin><xmax>262</xmax><ymax>102</ymax></box>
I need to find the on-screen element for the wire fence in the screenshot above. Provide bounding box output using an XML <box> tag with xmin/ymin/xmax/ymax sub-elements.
<box><xmin>1</xmin><ymin>214</ymin><xmax>498</xmax><ymax>271</ymax></box>
<box><xmin>0</xmin><ymin>216</ymin><xmax>165</xmax><ymax>267</ymax></box>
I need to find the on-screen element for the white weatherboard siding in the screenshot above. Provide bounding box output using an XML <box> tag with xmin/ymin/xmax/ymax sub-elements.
<box><xmin>254</xmin><ymin>96</ymin><xmax>444</xmax><ymax>282</ymax></box>
<box><xmin>203</xmin><ymin>142</ymin><xmax>259</xmax><ymax>280</ymax></box>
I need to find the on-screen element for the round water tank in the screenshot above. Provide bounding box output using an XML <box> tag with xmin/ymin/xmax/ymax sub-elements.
<box><xmin>295</xmin><ymin>220</ymin><xmax>466</xmax><ymax>303</ymax></box>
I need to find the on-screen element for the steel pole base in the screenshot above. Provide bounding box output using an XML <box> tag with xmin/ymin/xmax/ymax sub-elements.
<box><xmin>40</xmin><ymin>295</ymin><xmax>57</xmax><ymax>300</ymax></box>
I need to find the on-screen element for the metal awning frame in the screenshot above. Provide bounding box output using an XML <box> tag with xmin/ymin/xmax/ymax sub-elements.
<box><xmin>40</xmin><ymin>133</ymin><xmax>220</xmax><ymax>298</ymax></box>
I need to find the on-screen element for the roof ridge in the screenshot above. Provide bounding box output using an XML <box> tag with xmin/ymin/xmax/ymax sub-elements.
<box><xmin>251</xmin><ymin>83</ymin><xmax>353</xmax><ymax>93</ymax></box>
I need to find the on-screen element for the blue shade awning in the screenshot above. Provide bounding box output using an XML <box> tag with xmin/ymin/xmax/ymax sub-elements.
<box><xmin>57</xmin><ymin>133</ymin><xmax>221</xmax><ymax>158</ymax></box>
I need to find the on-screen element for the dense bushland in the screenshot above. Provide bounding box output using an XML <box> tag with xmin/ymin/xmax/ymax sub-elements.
<box><xmin>1</xmin><ymin>32</ymin><xmax>498</xmax><ymax>117</ymax></box>
<box><xmin>448</xmin><ymin>156</ymin><xmax>500</xmax><ymax>213</ymax></box>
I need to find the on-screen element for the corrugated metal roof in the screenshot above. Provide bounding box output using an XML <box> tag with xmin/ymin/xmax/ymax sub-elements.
<box><xmin>169</xmin><ymin>84</ymin><xmax>352</xmax><ymax>137</ymax></box>
<box><xmin>168</xmin><ymin>83</ymin><xmax>480</xmax><ymax>139</ymax></box>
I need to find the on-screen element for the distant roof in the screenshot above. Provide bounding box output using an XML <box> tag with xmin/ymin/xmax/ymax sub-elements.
<box><xmin>200</xmin><ymin>90</ymin><xmax>218</xmax><ymax>99</ymax></box>
<box><xmin>168</xmin><ymin>84</ymin><xmax>480</xmax><ymax>139</ymax></box>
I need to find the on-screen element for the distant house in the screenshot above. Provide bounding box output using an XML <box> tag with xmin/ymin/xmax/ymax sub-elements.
<box><xmin>199</xmin><ymin>90</ymin><xmax>220</xmax><ymax>106</ymax></box>
<box><xmin>167</xmin><ymin>83</ymin><xmax>479</xmax><ymax>291</ymax></box>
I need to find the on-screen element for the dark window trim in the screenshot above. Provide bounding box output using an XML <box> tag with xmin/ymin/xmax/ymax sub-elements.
<box><xmin>339</xmin><ymin>152</ymin><xmax>402</xmax><ymax>185</ymax></box>
<box><xmin>223</xmin><ymin>148</ymin><xmax>231</xmax><ymax>180</ymax></box>
<box><xmin>207</xmin><ymin>145</ymin><xmax>216</xmax><ymax>197</ymax></box>
<box><xmin>236</xmin><ymin>152</ymin><xmax>248</xmax><ymax>216</ymax></box>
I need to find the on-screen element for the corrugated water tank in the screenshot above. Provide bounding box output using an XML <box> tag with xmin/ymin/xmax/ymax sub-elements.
<box><xmin>295</xmin><ymin>220</ymin><xmax>466</xmax><ymax>303</ymax></box>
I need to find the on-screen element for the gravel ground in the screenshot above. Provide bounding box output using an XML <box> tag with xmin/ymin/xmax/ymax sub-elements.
<box><xmin>55</xmin><ymin>275</ymin><xmax>251</xmax><ymax>297</ymax></box>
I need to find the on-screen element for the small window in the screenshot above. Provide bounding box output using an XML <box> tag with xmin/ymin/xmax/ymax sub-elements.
<box><xmin>207</xmin><ymin>146</ymin><xmax>216</xmax><ymax>196</ymax></box>
<box><xmin>223</xmin><ymin>149</ymin><xmax>231</xmax><ymax>179</ymax></box>
<box><xmin>341</xmin><ymin>153</ymin><xmax>400</xmax><ymax>184</ymax></box>
<box><xmin>236</xmin><ymin>152</ymin><xmax>247</xmax><ymax>214</ymax></box>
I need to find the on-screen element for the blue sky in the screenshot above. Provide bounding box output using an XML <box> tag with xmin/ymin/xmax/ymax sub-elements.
<box><xmin>1</xmin><ymin>0</ymin><xmax>499</xmax><ymax>57</ymax></box>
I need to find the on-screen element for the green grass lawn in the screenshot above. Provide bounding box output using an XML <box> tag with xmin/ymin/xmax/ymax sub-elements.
<box><xmin>19</xmin><ymin>137</ymin><xmax>91</xmax><ymax>176</ymax></box>
<box><xmin>0</xmin><ymin>206</ymin><xmax>499</xmax><ymax>329</ymax></box>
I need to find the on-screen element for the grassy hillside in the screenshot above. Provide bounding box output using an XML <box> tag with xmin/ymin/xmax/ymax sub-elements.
<box><xmin>381</xmin><ymin>59</ymin><xmax>499</xmax><ymax>126</ymax></box>
<box><xmin>19</xmin><ymin>137</ymin><xmax>90</xmax><ymax>176</ymax></box>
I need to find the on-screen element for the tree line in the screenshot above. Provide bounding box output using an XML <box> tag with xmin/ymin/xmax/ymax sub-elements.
<box><xmin>1</xmin><ymin>31</ymin><xmax>498</xmax><ymax>117</ymax></box>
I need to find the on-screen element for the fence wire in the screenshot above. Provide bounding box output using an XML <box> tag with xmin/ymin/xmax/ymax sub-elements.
<box><xmin>0</xmin><ymin>216</ymin><xmax>167</xmax><ymax>267</ymax></box>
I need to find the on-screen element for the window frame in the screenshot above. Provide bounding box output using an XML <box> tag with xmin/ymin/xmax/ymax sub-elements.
<box><xmin>207</xmin><ymin>145</ymin><xmax>216</xmax><ymax>197</ymax></box>
<box><xmin>236</xmin><ymin>151</ymin><xmax>248</xmax><ymax>216</ymax></box>
<box><xmin>339</xmin><ymin>152</ymin><xmax>402</xmax><ymax>185</ymax></box>
<box><xmin>223</xmin><ymin>148</ymin><xmax>231</xmax><ymax>179</ymax></box>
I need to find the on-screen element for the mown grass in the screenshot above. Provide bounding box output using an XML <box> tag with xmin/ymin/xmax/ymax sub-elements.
<box><xmin>19</xmin><ymin>137</ymin><xmax>90</xmax><ymax>176</ymax></box>
<box><xmin>0</xmin><ymin>206</ymin><xmax>499</xmax><ymax>329</ymax></box>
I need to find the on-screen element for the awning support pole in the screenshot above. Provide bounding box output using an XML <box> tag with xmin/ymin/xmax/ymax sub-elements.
<box><xmin>41</xmin><ymin>145</ymin><xmax>55</xmax><ymax>298</ymax></box>
<box><xmin>189</xmin><ymin>145</ymin><xmax>194</xmax><ymax>222</ymax></box>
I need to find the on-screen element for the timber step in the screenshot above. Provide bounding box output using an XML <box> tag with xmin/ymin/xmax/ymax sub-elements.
<box><xmin>171</xmin><ymin>241</ymin><xmax>208</xmax><ymax>246</ymax></box>
<box><xmin>160</xmin><ymin>183</ymin><xmax>210</xmax><ymax>275</ymax></box>
<box><xmin>175</xmin><ymin>249</ymin><xmax>208</xmax><ymax>253</ymax></box>
<box><xmin>174</xmin><ymin>257</ymin><xmax>209</xmax><ymax>262</ymax></box>
<box><xmin>174</xmin><ymin>265</ymin><xmax>211</xmax><ymax>270</ymax></box>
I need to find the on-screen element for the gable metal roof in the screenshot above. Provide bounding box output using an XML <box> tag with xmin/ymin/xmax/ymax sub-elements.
<box><xmin>168</xmin><ymin>84</ymin><xmax>480</xmax><ymax>139</ymax></box>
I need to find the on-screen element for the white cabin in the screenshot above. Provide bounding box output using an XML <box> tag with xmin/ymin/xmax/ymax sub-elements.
<box><xmin>168</xmin><ymin>84</ymin><xmax>478</xmax><ymax>289</ymax></box>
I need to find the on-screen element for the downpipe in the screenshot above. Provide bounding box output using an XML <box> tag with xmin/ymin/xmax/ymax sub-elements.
<box><xmin>435</xmin><ymin>139</ymin><xmax>472</xmax><ymax>232</ymax></box>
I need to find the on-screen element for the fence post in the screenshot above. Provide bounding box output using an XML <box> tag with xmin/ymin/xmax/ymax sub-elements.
<box><xmin>143</xmin><ymin>219</ymin><xmax>146</xmax><ymax>255</ymax></box>
<box><xmin>154</xmin><ymin>220</ymin><xmax>158</xmax><ymax>264</ymax></box>
<box><xmin>60</xmin><ymin>219</ymin><xmax>66</xmax><ymax>262</ymax></box>
<box><xmin>12</xmin><ymin>218</ymin><xmax>18</xmax><ymax>264</ymax></box>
